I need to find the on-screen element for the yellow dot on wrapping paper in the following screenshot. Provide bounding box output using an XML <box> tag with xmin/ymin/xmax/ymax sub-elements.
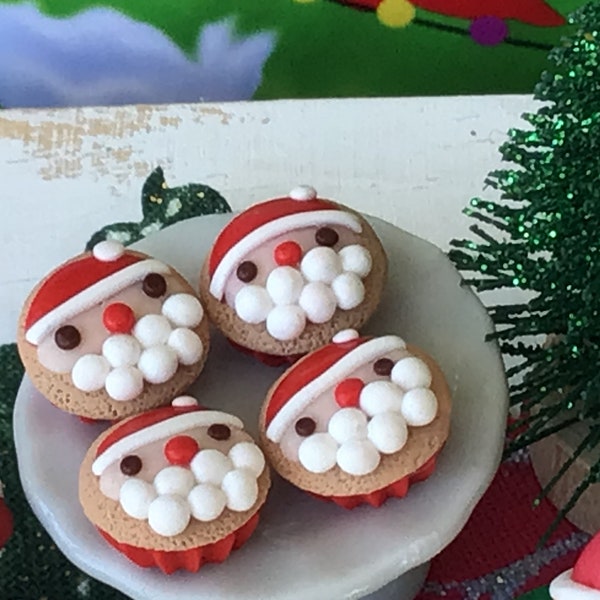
<box><xmin>294</xmin><ymin>0</ymin><xmax>317</xmax><ymax>3</ymax></box>
<box><xmin>377</xmin><ymin>0</ymin><xmax>416</xmax><ymax>27</ymax></box>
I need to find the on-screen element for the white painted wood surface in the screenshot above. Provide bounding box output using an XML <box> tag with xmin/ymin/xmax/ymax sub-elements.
<box><xmin>0</xmin><ymin>96</ymin><xmax>535</xmax><ymax>344</ymax></box>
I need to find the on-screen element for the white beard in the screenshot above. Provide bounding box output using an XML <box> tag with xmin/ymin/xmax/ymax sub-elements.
<box><xmin>70</xmin><ymin>293</ymin><xmax>203</xmax><ymax>401</ymax></box>
<box><xmin>233</xmin><ymin>244</ymin><xmax>372</xmax><ymax>341</ymax></box>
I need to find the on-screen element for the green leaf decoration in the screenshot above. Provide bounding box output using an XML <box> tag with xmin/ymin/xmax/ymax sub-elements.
<box><xmin>86</xmin><ymin>166</ymin><xmax>231</xmax><ymax>250</ymax></box>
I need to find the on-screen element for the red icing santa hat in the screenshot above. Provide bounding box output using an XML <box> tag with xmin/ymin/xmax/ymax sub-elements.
<box><xmin>551</xmin><ymin>530</ymin><xmax>600</xmax><ymax>598</ymax></box>
<box><xmin>264</xmin><ymin>330</ymin><xmax>407</xmax><ymax>443</ymax></box>
<box><xmin>91</xmin><ymin>396</ymin><xmax>243</xmax><ymax>476</ymax></box>
<box><xmin>24</xmin><ymin>240</ymin><xmax>171</xmax><ymax>345</ymax></box>
<box><xmin>208</xmin><ymin>186</ymin><xmax>363</xmax><ymax>299</ymax></box>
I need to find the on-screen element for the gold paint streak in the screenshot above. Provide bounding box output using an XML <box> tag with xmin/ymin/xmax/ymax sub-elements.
<box><xmin>193</xmin><ymin>106</ymin><xmax>234</xmax><ymax>125</ymax></box>
<box><xmin>0</xmin><ymin>105</ymin><xmax>181</xmax><ymax>181</ymax></box>
<box><xmin>160</xmin><ymin>115</ymin><xmax>182</xmax><ymax>127</ymax></box>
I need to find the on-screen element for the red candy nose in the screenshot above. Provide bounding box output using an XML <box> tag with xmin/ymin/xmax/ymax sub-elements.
<box><xmin>102</xmin><ymin>302</ymin><xmax>135</xmax><ymax>334</ymax></box>
<box><xmin>334</xmin><ymin>378</ymin><xmax>365</xmax><ymax>407</ymax></box>
<box><xmin>164</xmin><ymin>435</ymin><xmax>200</xmax><ymax>465</ymax></box>
<box><xmin>274</xmin><ymin>241</ymin><xmax>302</xmax><ymax>266</ymax></box>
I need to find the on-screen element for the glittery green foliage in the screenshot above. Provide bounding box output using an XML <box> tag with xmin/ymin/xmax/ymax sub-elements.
<box><xmin>449</xmin><ymin>1</ymin><xmax>600</xmax><ymax>535</ymax></box>
<box><xmin>86</xmin><ymin>166</ymin><xmax>231</xmax><ymax>250</ymax></box>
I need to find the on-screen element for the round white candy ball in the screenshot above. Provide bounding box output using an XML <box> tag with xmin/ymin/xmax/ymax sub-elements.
<box><xmin>338</xmin><ymin>244</ymin><xmax>373</xmax><ymax>278</ymax></box>
<box><xmin>228</xmin><ymin>442</ymin><xmax>265</xmax><ymax>477</ymax></box>
<box><xmin>327</xmin><ymin>408</ymin><xmax>368</xmax><ymax>444</ymax></box>
<box><xmin>168</xmin><ymin>328</ymin><xmax>203</xmax><ymax>365</ymax></box>
<box><xmin>266</xmin><ymin>266</ymin><xmax>304</xmax><ymax>305</ymax></box>
<box><xmin>331</xmin><ymin>272</ymin><xmax>365</xmax><ymax>310</ymax></box>
<box><xmin>153</xmin><ymin>466</ymin><xmax>196</xmax><ymax>497</ymax></box>
<box><xmin>162</xmin><ymin>293</ymin><xmax>204</xmax><ymax>328</ymax></box>
<box><xmin>190</xmin><ymin>449</ymin><xmax>233</xmax><ymax>486</ymax></box>
<box><xmin>133</xmin><ymin>314</ymin><xmax>172</xmax><ymax>348</ymax></box>
<box><xmin>71</xmin><ymin>354</ymin><xmax>110</xmax><ymax>392</ymax></box>
<box><xmin>336</xmin><ymin>439</ymin><xmax>380</xmax><ymax>476</ymax></box>
<box><xmin>298</xmin><ymin>433</ymin><xmax>338</xmax><ymax>474</ymax></box>
<box><xmin>367</xmin><ymin>412</ymin><xmax>408</xmax><ymax>454</ymax></box>
<box><xmin>104</xmin><ymin>365</ymin><xmax>144</xmax><ymax>401</ymax></box>
<box><xmin>359</xmin><ymin>381</ymin><xmax>403</xmax><ymax>417</ymax></box>
<box><xmin>221</xmin><ymin>468</ymin><xmax>259</xmax><ymax>512</ymax></box>
<box><xmin>266</xmin><ymin>305</ymin><xmax>306</xmax><ymax>341</ymax></box>
<box><xmin>138</xmin><ymin>345</ymin><xmax>178</xmax><ymax>384</ymax></box>
<box><xmin>234</xmin><ymin>285</ymin><xmax>273</xmax><ymax>324</ymax></box>
<box><xmin>102</xmin><ymin>334</ymin><xmax>141</xmax><ymax>367</ymax></box>
<box><xmin>93</xmin><ymin>240</ymin><xmax>124</xmax><ymax>262</ymax></box>
<box><xmin>298</xmin><ymin>282</ymin><xmax>337</xmax><ymax>323</ymax></box>
<box><xmin>391</xmin><ymin>357</ymin><xmax>432</xmax><ymax>390</ymax></box>
<box><xmin>300</xmin><ymin>247</ymin><xmax>342</xmax><ymax>284</ymax></box>
<box><xmin>401</xmin><ymin>388</ymin><xmax>438</xmax><ymax>426</ymax></box>
<box><xmin>119</xmin><ymin>478</ymin><xmax>157</xmax><ymax>520</ymax></box>
<box><xmin>147</xmin><ymin>494</ymin><xmax>191</xmax><ymax>537</ymax></box>
<box><xmin>188</xmin><ymin>484</ymin><xmax>227</xmax><ymax>521</ymax></box>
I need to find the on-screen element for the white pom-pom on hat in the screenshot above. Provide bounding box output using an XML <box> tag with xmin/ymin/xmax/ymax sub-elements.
<box><xmin>289</xmin><ymin>185</ymin><xmax>317</xmax><ymax>201</ymax></box>
<box><xmin>92</xmin><ymin>240</ymin><xmax>125</xmax><ymax>262</ymax></box>
<box><xmin>171</xmin><ymin>395</ymin><xmax>199</xmax><ymax>408</ymax></box>
<box><xmin>332</xmin><ymin>329</ymin><xmax>360</xmax><ymax>344</ymax></box>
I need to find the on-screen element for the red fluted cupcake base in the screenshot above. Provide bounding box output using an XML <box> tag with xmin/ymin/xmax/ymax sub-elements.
<box><xmin>310</xmin><ymin>454</ymin><xmax>438</xmax><ymax>509</ymax></box>
<box><xmin>98</xmin><ymin>512</ymin><xmax>260</xmax><ymax>574</ymax></box>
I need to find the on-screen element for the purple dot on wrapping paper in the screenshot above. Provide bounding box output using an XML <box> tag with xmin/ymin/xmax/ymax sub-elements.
<box><xmin>469</xmin><ymin>16</ymin><xmax>509</xmax><ymax>46</ymax></box>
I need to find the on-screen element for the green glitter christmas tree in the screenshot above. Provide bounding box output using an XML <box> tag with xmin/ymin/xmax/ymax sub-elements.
<box><xmin>449</xmin><ymin>1</ymin><xmax>600</xmax><ymax>534</ymax></box>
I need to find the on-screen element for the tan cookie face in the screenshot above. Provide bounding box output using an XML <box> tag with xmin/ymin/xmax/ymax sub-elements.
<box><xmin>17</xmin><ymin>241</ymin><xmax>210</xmax><ymax>420</ymax></box>
<box><xmin>200</xmin><ymin>187</ymin><xmax>387</xmax><ymax>356</ymax></box>
<box><xmin>79</xmin><ymin>402</ymin><xmax>270</xmax><ymax>551</ymax></box>
<box><xmin>259</xmin><ymin>333</ymin><xmax>451</xmax><ymax>498</ymax></box>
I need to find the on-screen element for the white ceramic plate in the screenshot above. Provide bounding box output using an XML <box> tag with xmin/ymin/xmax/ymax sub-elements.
<box><xmin>14</xmin><ymin>214</ymin><xmax>508</xmax><ymax>600</ymax></box>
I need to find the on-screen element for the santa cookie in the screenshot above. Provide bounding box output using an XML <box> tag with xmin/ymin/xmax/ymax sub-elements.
<box><xmin>17</xmin><ymin>241</ymin><xmax>209</xmax><ymax>421</ymax></box>
<box><xmin>79</xmin><ymin>396</ymin><xmax>270</xmax><ymax>574</ymax></box>
<box><xmin>550</xmin><ymin>530</ymin><xmax>600</xmax><ymax>599</ymax></box>
<box><xmin>259</xmin><ymin>329</ymin><xmax>451</xmax><ymax>508</ymax></box>
<box><xmin>199</xmin><ymin>186</ymin><xmax>387</xmax><ymax>363</ymax></box>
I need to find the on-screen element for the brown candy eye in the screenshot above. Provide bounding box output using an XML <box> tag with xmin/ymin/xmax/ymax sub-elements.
<box><xmin>207</xmin><ymin>424</ymin><xmax>231</xmax><ymax>441</ymax></box>
<box><xmin>373</xmin><ymin>358</ymin><xmax>394</xmax><ymax>376</ymax></box>
<box><xmin>142</xmin><ymin>273</ymin><xmax>167</xmax><ymax>298</ymax></box>
<box><xmin>315</xmin><ymin>227</ymin><xmax>339</xmax><ymax>247</ymax></box>
<box><xmin>54</xmin><ymin>325</ymin><xmax>81</xmax><ymax>350</ymax></box>
<box><xmin>236</xmin><ymin>261</ymin><xmax>258</xmax><ymax>283</ymax></box>
<box><xmin>295</xmin><ymin>417</ymin><xmax>316</xmax><ymax>437</ymax></box>
<box><xmin>120</xmin><ymin>455</ymin><xmax>142</xmax><ymax>476</ymax></box>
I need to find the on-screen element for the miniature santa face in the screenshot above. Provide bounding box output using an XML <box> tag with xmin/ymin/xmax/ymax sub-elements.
<box><xmin>259</xmin><ymin>330</ymin><xmax>452</xmax><ymax>506</ymax></box>
<box><xmin>18</xmin><ymin>241</ymin><xmax>209</xmax><ymax>420</ymax></box>
<box><xmin>80</xmin><ymin>397</ymin><xmax>269</xmax><ymax>542</ymax></box>
<box><xmin>200</xmin><ymin>186</ymin><xmax>387</xmax><ymax>359</ymax></box>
